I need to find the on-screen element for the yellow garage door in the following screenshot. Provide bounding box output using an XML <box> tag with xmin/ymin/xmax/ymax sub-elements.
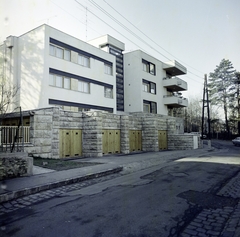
<box><xmin>59</xmin><ymin>129</ymin><xmax>82</xmax><ymax>158</ymax></box>
<box><xmin>102</xmin><ymin>130</ymin><xmax>120</xmax><ymax>155</ymax></box>
<box><xmin>158</xmin><ymin>130</ymin><xmax>167</xmax><ymax>150</ymax></box>
<box><xmin>129</xmin><ymin>130</ymin><xmax>142</xmax><ymax>152</ymax></box>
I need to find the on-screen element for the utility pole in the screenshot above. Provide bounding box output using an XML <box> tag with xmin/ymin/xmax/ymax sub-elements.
<box><xmin>201</xmin><ymin>74</ymin><xmax>211</xmax><ymax>148</ymax></box>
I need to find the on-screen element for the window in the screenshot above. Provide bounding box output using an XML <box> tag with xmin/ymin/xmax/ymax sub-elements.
<box><xmin>78</xmin><ymin>54</ymin><xmax>90</xmax><ymax>67</ymax></box>
<box><xmin>104</xmin><ymin>87</ymin><xmax>113</xmax><ymax>98</ymax></box>
<box><xmin>142</xmin><ymin>59</ymin><xmax>156</xmax><ymax>75</ymax></box>
<box><xmin>143</xmin><ymin>100</ymin><xmax>157</xmax><ymax>114</ymax></box>
<box><xmin>142</xmin><ymin>83</ymin><xmax>149</xmax><ymax>93</ymax></box>
<box><xmin>78</xmin><ymin>81</ymin><xmax>90</xmax><ymax>93</ymax></box>
<box><xmin>142</xmin><ymin>80</ymin><xmax>156</xmax><ymax>94</ymax></box>
<box><xmin>105</xmin><ymin>64</ymin><xmax>112</xmax><ymax>75</ymax></box>
<box><xmin>49</xmin><ymin>44</ymin><xmax>71</xmax><ymax>61</ymax></box>
<box><xmin>143</xmin><ymin>103</ymin><xmax>150</xmax><ymax>113</ymax></box>
<box><xmin>49</xmin><ymin>74</ymin><xmax>71</xmax><ymax>89</ymax></box>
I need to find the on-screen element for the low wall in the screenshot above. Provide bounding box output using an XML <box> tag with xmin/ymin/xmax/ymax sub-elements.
<box><xmin>22</xmin><ymin>107</ymin><xmax>198</xmax><ymax>158</ymax></box>
<box><xmin>168</xmin><ymin>134</ymin><xmax>202</xmax><ymax>150</ymax></box>
<box><xmin>0</xmin><ymin>152</ymin><xmax>33</xmax><ymax>180</ymax></box>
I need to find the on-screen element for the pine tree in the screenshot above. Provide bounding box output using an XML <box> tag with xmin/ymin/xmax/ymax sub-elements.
<box><xmin>208</xmin><ymin>59</ymin><xmax>236</xmax><ymax>137</ymax></box>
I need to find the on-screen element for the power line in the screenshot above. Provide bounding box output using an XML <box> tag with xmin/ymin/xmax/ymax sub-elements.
<box><xmin>103</xmin><ymin>0</ymin><xmax>204</xmax><ymax>76</ymax></box>
<box><xmin>103</xmin><ymin>0</ymin><xmax>205</xmax><ymax>77</ymax></box>
<box><xmin>89</xmin><ymin>0</ymin><xmax>204</xmax><ymax>81</ymax></box>
<box><xmin>50</xmin><ymin>0</ymin><xmax>102</xmax><ymax>36</ymax></box>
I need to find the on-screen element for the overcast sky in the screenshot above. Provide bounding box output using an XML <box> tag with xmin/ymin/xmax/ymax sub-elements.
<box><xmin>1</xmin><ymin>0</ymin><xmax>240</xmax><ymax>100</ymax></box>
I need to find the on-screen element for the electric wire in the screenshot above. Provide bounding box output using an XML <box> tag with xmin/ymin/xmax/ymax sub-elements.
<box><xmin>88</xmin><ymin>0</ymin><xmax>204</xmax><ymax>82</ymax></box>
<box><xmin>103</xmin><ymin>0</ymin><xmax>205</xmax><ymax>76</ymax></box>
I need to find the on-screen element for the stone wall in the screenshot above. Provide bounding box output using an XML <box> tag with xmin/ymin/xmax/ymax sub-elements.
<box><xmin>23</xmin><ymin>107</ymin><xmax>200</xmax><ymax>158</ymax></box>
<box><xmin>0</xmin><ymin>153</ymin><xmax>33</xmax><ymax>180</ymax></box>
<box><xmin>168</xmin><ymin>134</ymin><xmax>201</xmax><ymax>150</ymax></box>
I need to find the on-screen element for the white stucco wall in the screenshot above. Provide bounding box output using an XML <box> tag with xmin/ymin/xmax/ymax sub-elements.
<box><xmin>124</xmin><ymin>50</ymin><xmax>168</xmax><ymax>115</ymax></box>
<box><xmin>5</xmin><ymin>25</ymin><xmax>117</xmax><ymax>113</ymax></box>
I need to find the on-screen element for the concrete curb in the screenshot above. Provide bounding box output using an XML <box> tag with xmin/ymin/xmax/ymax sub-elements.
<box><xmin>0</xmin><ymin>167</ymin><xmax>123</xmax><ymax>203</ymax></box>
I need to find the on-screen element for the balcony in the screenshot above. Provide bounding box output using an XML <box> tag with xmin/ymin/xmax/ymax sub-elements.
<box><xmin>163</xmin><ymin>95</ymin><xmax>188</xmax><ymax>108</ymax></box>
<box><xmin>163</xmin><ymin>77</ymin><xmax>188</xmax><ymax>91</ymax></box>
<box><xmin>163</xmin><ymin>60</ymin><xmax>187</xmax><ymax>76</ymax></box>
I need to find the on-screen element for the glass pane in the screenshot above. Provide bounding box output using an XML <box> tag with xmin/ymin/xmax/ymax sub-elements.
<box><xmin>49</xmin><ymin>74</ymin><xmax>54</xmax><ymax>86</ymax></box>
<box><xmin>50</xmin><ymin>45</ymin><xmax>55</xmax><ymax>56</ymax></box>
<box><xmin>151</xmin><ymin>102</ymin><xmax>157</xmax><ymax>114</ymax></box>
<box><xmin>64</xmin><ymin>49</ymin><xmax>70</xmax><ymax>61</ymax></box>
<box><xmin>56</xmin><ymin>47</ymin><xmax>63</xmax><ymax>58</ymax></box>
<box><xmin>143</xmin><ymin>83</ymin><xmax>148</xmax><ymax>92</ymax></box>
<box><xmin>143</xmin><ymin>62</ymin><xmax>147</xmax><ymax>72</ymax></box>
<box><xmin>64</xmin><ymin>77</ymin><xmax>70</xmax><ymax>89</ymax></box>
<box><xmin>55</xmin><ymin>76</ymin><xmax>62</xmax><ymax>87</ymax></box>
<box><xmin>83</xmin><ymin>82</ymin><xmax>89</xmax><ymax>93</ymax></box>
<box><xmin>143</xmin><ymin>103</ymin><xmax>150</xmax><ymax>113</ymax></box>
<box><xmin>83</xmin><ymin>57</ymin><xmax>90</xmax><ymax>67</ymax></box>
<box><xmin>150</xmin><ymin>83</ymin><xmax>156</xmax><ymax>94</ymax></box>
<box><xmin>150</xmin><ymin>63</ymin><xmax>155</xmax><ymax>75</ymax></box>
<box><xmin>78</xmin><ymin>55</ymin><xmax>83</xmax><ymax>65</ymax></box>
<box><xmin>78</xmin><ymin>81</ymin><xmax>83</xmax><ymax>91</ymax></box>
<box><xmin>105</xmin><ymin>88</ymin><xmax>112</xmax><ymax>98</ymax></box>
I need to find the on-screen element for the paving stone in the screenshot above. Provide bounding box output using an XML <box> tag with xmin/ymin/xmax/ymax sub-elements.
<box><xmin>207</xmin><ymin>230</ymin><xmax>220</xmax><ymax>236</ymax></box>
<box><xmin>184</xmin><ymin>228</ymin><xmax>198</xmax><ymax>235</ymax></box>
<box><xmin>191</xmin><ymin>222</ymin><xmax>203</xmax><ymax>228</ymax></box>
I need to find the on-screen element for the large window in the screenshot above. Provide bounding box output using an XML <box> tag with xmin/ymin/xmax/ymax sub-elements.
<box><xmin>104</xmin><ymin>87</ymin><xmax>113</xmax><ymax>98</ymax></box>
<box><xmin>78</xmin><ymin>54</ymin><xmax>90</xmax><ymax>67</ymax></box>
<box><xmin>142</xmin><ymin>79</ymin><xmax>156</xmax><ymax>94</ymax></box>
<box><xmin>49</xmin><ymin>74</ymin><xmax>70</xmax><ymax>89</ymax></box>
<box><xmin>50</xmin><ymin>44</ymin><xmax>70</xmax><ymax>61</ymax></box>
<box><xmin>78</xmin><ymin>80</ymin><xmax>90</xmax><ymax>93</ymax></box>
<box><xmin>105</xmin><ymin>64</ymin><xmax>113</xmax><ymax>75</ymax></box>
<box><xmin>142</xmin><ymin>59</ymin><xmax>156</xmax><ymax>75</ymax></box>
<box><xmin>143</xmin><ymin>100</ymin><xmax>157</xmax><ymax>114</ymax></box>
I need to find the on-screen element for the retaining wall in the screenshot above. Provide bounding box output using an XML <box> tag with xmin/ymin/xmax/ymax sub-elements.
<box><xmin>23</xmin><ymin>107</ymin><xmax>200</xmax><ymax>158</ymax></box>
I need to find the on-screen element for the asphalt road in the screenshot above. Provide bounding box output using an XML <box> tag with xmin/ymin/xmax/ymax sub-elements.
<box><xmin>1</xmin><ymin>140</ymin><xmax>240</xmax><ymax>237</ymax></box>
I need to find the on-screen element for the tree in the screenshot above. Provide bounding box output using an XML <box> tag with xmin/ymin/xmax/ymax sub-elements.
<box><xmin>0</xmin><ymin>76</ymin><xmax>19</xmax><ymax>125</ymax></box>
<box><xmin>208</xmin><ymin>59</ymin><xmax>236</xmax><ymax>137</ymax></box>
<box><xmin>232</xmin><ymin>72</ymin><xmax>240</xmax><ymax>134</ymax></box>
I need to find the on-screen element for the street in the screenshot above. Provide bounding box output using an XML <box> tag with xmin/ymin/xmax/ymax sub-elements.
<box><xmin>1</xmin><ymin>140</ymin><xmax>240</xmax><ymax>237</ymax></box>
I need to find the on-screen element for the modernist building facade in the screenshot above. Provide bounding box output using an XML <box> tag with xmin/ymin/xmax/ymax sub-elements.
<box><xmin>1</xmin><ymin>24</ymin><xmax>116</xmax><ymax>114</ymax></box>
<box><xmin>0</xmin><ymin>24</ymin><xmax>188</xmax><ymax>116</ymax></box>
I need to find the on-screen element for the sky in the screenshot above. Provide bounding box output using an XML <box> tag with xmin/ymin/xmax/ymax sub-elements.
<box><xmin>1</xmin><ymin>0</ymin><xmax>240</xmax><ymax>101</ymax></box>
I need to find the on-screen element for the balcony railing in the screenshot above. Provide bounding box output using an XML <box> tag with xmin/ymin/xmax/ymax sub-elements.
<box><xmin>163</xmin><ymin>95</ymin><xmax>188</xmax><ymax>108</ymax></box>
<box><xmin>163</xmin><ymin>77</ymin><xmax>188</xmax><ymax>91</ymax></box>
<box><xmin>0</xmin><ymin>126</ymin><xmax>30</xmax><ymax>147</ymax></box>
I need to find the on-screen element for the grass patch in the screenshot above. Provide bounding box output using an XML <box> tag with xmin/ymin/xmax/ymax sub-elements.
<box><xmin>33</xmin><ymin>158</ymin><xmax>101</xmax><ymax>171</ymax></box>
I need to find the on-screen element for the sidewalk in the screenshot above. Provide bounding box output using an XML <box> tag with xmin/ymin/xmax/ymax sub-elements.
<box><xmin>0</xmin><ymin>147</ymin><xmax>215</xmax><ymax>203</ymax></box>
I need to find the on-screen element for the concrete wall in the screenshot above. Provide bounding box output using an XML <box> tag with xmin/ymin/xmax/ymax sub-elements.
<box><xmin>24</xmin><ymin>107</ymin><xmax>199</xmax><ymax>159</ymax></box>
<box><xmin>0</xmin><ymin>153</ymin><xmax>33</xmax><ymax>180</ymax></box>
<box><xmin>124</xmin><ymin>50</ymin><xmax>169</xmax><ymax>115</ymax></box>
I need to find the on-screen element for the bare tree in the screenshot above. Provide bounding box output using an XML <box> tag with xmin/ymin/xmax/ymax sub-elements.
<box><xmin>0</xmin><ymin>76</ymin><xmax>19</xmax><ymax>125</ymax></box>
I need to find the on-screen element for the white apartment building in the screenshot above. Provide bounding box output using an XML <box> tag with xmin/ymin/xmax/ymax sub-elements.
<box><xmin>0</xmin><ymin>24</ymin><xmax>116</xmax><ymax>113</ymax></box>
<box><xmin>1</xmin><ymin>24</ymin><xmax>188</xmax><ymax>116</ymax></box>
<box><xmin>124</xmin><ymin>50</ymin><xmax>188</xmax><ymax>116</ymax></box>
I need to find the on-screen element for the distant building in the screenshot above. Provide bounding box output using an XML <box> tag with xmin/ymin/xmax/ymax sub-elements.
<box><xmin>0</xmin><ymin>24</ymin><xmax>188</xmax><ymax>116</ymax></box>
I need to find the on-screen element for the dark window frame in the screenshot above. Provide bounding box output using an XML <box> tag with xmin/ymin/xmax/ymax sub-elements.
<box><xmin>143</xmin><ymin>100</ymin><xmax>157</xmax><ymax>114</ymax></box>
<box><xmin>142</xmin><ymin>59</ymin><xmax>156</xmax><ymax>75</ymax></box>
<box><xmin>142</xmin><ymin>79</ymin><xmax>156</xmax><ymax>94</ymax></box>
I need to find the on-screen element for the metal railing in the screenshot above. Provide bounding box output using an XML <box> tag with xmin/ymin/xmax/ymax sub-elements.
<box><xmin>0</xmin><ymin>126</ymin><xmax>30</xmax><ymax>151</ymax></box>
